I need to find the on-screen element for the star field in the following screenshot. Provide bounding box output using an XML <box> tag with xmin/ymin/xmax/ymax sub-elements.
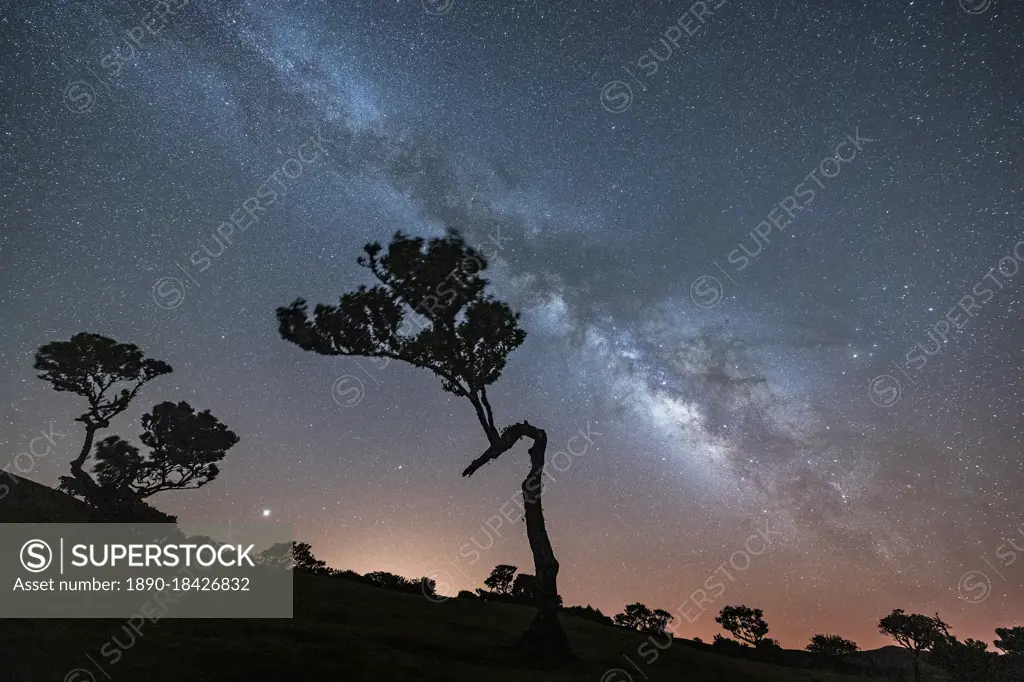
<box><xmin>1</xmin><ymin>0</ymin><xmax>1022</xmax><ymax>648</ymax></box>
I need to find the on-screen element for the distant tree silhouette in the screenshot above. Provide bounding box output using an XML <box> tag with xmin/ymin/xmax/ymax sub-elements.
<box><xmin>511</xmin><ymin>573</ymin><xmax>536</xmax><ymax>603</ymax></box>
<box><xmin>287</xmin><ymin>562</ymin><xmax>448</xmax><ymax>598</ymax></box>
<box><xmin>612</xmin><ymin>603</ymin><xmax>672</xmax><ymax>635</ymax></box>
<box><xmin>256</xmin><ymin>541</ymin><xmax>328</xmax><ymax>574</ymax></box>
<box><xmin>277</xmin><ymin>232</ymin><xmax>572</xmax><ymax>656</ymax></box>
<box><xmin>996</xmin><ymin>626</ymin><xmax>1024</xmax><ymax>656</ymax></box>
<box><xmin>35</xmin><ymin>333</ymin><xmax>171</xmax><ymax>516</ymax></box>
<box><xmin>351</xmin><ymin>570</ymin><xmax>438</xmax><ymax>596</ymax></box>
<box><xmin>457</xmin><ymin>590</ymin><xmax>476</xmax><ymax>599</ymax></box>
<box><xmin>484</xmin><ymin>564</ymin><xmax>518</xmax><ymax>595</ymax></box>
<box><xmin>615</xmin><ymin>603</ymin><xmax>654</xmax><ymax>630</ymax></box>
<box><xmin>365</xmin><ymin>571</ymin><xmax>409</xmax><ymax>590</ymax></box>
<box><xmin>878</xmin><ymin>609</ymin><xmax>948</xmax><ymax>682</ymax></box>
<box><xmin>716</xmin><ymin>605</ymin><xmax>769</xmax><ymax>646</ymax></box>
<box><xmin>807</xmin><ymin>633</ymin><xmax>859</xmax><ymax>657</ymax></box>
<box><xmin>256</xmin><ymin>542</ymin><xmax>293</xmax><ymax>569</ymax></box>
<box><xmin>647</xmin><ymin>609</ymin><xmax>674</xmax><ymax>637</ymax></box>
<box><xmin>292</xmin><ymin>541</ymin><xmax>328</xmax><ymax>574</ymax></box>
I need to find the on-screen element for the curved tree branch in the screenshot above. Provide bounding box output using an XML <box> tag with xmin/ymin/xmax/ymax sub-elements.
<box><xmin>462</xmin><ymin>420</ymin><xmax>543</xmax><ymax>478</ymax></box>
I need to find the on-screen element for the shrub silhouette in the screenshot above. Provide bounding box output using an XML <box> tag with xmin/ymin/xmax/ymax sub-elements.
<box><xmin>613</xmin><ymin>603</ymin><xmax>674</xmax><ymax>636</ymax></box>
<box><xmin>484</xmin><ymin>564</ymin><xmax>517</xmax><ymax>595</ymax></box>
<box><xmin>257</xmin><ymin>541</ymin><xmax>328</xmax><ymax>575</ymax></box>
<box><xmin>806</xmin><ymin>634</ymin><xmax>859</xmax><ymax>657</ymax></box>
<box><xmin>712</xmin><ymin>634</ymin><xmax>745</xmax><ymax>650</ymax></box>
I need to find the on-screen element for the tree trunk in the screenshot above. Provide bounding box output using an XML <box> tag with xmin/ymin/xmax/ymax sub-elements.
<box><xmin>70</xmin><ymin>425</ymin><xmax>105</xmax><ymax>503</ymax></box>
<box><xmin>70</xmin><ymin>423</ymin><xmax>152</xmax><ymax>521</ymax></box>
<box><xmin>462</xmin><ymin>421</ymin><xmax>573</xmax><ymax>658</ymax></box>
<box><xmin>517</xmin><ymin>428</ymin><xmax>572</xmax><ymax>657</ymax></box>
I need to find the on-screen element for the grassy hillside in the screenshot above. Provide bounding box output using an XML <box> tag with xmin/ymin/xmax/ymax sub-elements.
<box><xmin>0</xmin><ymin>472</ymin><xmax>94</xmax><ymax>522</ymax></box>
<box><xmin>3</xmin><ymin>571</ymin><xmax>872</xmax><ymax>681</ymax></box>
<box><xmin>1</xmin><ymin>477</ymin><xmax>869</xmax><ymax>680</ymax></box>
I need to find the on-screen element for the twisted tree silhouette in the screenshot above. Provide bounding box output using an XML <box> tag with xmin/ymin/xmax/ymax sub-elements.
<box><xmin>276</xmin><ymin>231</ymin><xmax>572</xmax><ymax>656</ymax></box>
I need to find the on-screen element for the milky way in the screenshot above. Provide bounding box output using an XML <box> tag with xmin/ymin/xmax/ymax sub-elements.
<box><xmin>1</xmin><ymin>0</ymin><xmax>1022</xmax><ymax>647</ymax></box>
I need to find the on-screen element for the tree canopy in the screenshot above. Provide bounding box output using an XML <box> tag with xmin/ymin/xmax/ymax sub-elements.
<box><xmin>59</xmin><ymin>401</ymin><xmax>238</xmax><ymax>501</ymax></box>
<box><xmin>484</xmin><ymin>564</ymin><xmax>518</xmax><ymax>595</ymax></box>
<box><xmin>878</xmin><ymin>609</ymin><xmax>949</xmax><ymax>682</ymax></box>
<box><xmin>277</xmin><ymin>232</ymin><xmax>524</xmax><ymax>443</ymax></box>
<box><xmin>613</xmin><ymin>603</ymin><xmax>674</xmax><ymax>636</ymax></box>
<box><xmin>35</xmin><ymin>332</ymin><xmax>172</xmax><ymax>429</ymax></box>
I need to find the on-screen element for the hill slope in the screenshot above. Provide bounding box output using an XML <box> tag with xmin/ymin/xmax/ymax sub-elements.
<box><xmin>4</xmin><ymin>572</ymin><xmax>872</xmax><ymax>681</ymax></box>
<box><xmin>1</xmin><ymin>477</ymin><xmax>869</xmax><ymax>680</ymax></box>
<box><xmin>0</xmin><ymin>472</ymin><xmax>93</xmax><ymax>522</ymax></box>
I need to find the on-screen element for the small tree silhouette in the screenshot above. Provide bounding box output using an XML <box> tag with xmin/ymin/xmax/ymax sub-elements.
<box><xmin>484</xmin><ymin>564</ymin><xmax>518</xmax><ymax>595</ymax></box>
<box><xmin>614</xmin><ymin>603</ymin><xmax>674</xmax><ymax>634</ymax></box>
<box><xmin>878</xmin><ymin>609</ymin><xmax>948</xmax><ymax>682</ymax></box>
<box><xmin>807</xmin><ymin>633</ymin><xmax>859</xmax><ymax>657</ymax></box>
<box><xmin>292</xmin><ymin>541</ymin><xmax>328</xmax><ymax>574</ymax></box>
<box><xmin>277</xmin><ymin>232</ymin><xmax>571</xmax><ymax>655</ymax></box>
<box><xmin>715</xmin><ymin>605</ymin><xmax>769</xmax><ymax>646</ymax></box>
<box><xmin>365</xmin><ymin>571</ymin><xmax>408</xmax><ymax>590</ymax></box>
<box><xmin>614</xmin><ymin>603</ymin><xmax>654</xmax><ymax>630</ymax></box>
<box><xmin>35</xmin><ymin>333</ymin><xmax>172</xmax><ymax>515</ymax></box>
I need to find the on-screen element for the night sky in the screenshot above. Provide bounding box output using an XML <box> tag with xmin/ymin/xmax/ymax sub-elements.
<box><xmin>2</xmin><ymin>0</ymin><xmax>1023</xmax><ymax>649</ymax></box>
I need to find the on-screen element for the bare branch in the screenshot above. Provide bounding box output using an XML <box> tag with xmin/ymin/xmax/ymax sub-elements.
<box><xmin>462</xmin><ymin>420</ymin><xmax>544</xmax><ymax>478</ymax></box>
